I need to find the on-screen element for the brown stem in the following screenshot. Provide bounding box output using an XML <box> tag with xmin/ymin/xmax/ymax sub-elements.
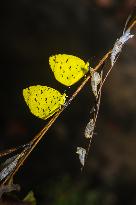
<box><xmin>128</xmin><ymin>19</ymin><xmax>136</xmax><ymax>30</ymax></box>
<box><xmin>93</xmin><ymin>50</ymin><xmax>112</xmax><ymax>72</ymax></box>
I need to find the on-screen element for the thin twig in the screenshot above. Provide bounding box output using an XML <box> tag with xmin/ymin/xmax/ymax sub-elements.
<box><xmin>128</xmin><ymin>19</ymin><xmax>136</xmax><ymax>30</ymax></box>
<box><xmin>98</xmin><ymin>18</ymin><xmax>136</xmax><ymax>95</ymax></box>
<box><xmin>93</xmin><ymin>51</ymin><xmax>111</xmax><ymax>72</ymax></box>
<box><xmin>0</xmin><ymin>144</ymin><xmax>30</xmax><ymax>158</ymax></box>
<box><xmin>97</xmin><ymin>64</ymin><xmax>113</xmax><ymax>96</ymax></box>
<box><xmin>0</xmin><ymin>147</ymin><xmax>21</xmax><ymax>158</ymax></box>
<box><xmin>83</xmin><ymin>15</ymin><xmax>136</xmax><ymax>168</ymax></box>
<box><xmin>81</xmin><ymin>71</ymin><xmax>103</xmax><ymax>172</ymax></box>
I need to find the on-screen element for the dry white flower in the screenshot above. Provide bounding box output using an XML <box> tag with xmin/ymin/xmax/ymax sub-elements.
<box><xmin>76</xmin><ymin>147</ymin><xmax>86</xmax><ymax>166</ymax></box>
<box><xmin>111</xmin><ymin>29</ymin><xmax>134</xmax><ymax>66</ymax></box>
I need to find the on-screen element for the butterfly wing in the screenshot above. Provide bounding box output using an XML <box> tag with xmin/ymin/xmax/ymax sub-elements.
<box><xmin>49</xmin><ymin>54</ymin><xmax>89</xmax><ymax>86</ymax></box>
<box><xmin>23</xmin><ymin>85</ymin><xmax>66</xmax><ymax>120</ymax></box>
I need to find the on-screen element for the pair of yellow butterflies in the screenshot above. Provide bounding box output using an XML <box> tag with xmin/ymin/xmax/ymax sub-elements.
<box><xmin>23</xmin><ymin>54</ymin><xmax>90</xmax><ymax>120</ymax></box>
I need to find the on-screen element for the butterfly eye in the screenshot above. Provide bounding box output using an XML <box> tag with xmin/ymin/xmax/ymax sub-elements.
<box><xmin>49</xmin><ymin>54</ymin><xmax>89</xmax><ymax>86</ymax></box>
<box><xmin>23</xmin><ymin>85</ymin><xmax>66</xmax><ymax>120</ymax></box>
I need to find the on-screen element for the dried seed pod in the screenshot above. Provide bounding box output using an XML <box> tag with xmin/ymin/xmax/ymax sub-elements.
<box><xmin>0</xmin><ymin>152</ymin><xmax>25</xmax><ymax>181</ymax></box>
<box><xmin>76</xmin><ymin>147</ymin><xmax>86</xmax><ymax>166</ymax></box>
<box><xmin>91</xmin><ymin>71</ymin><xmax>101</xmax><ymax>98</ymax></box>
<box><xmin>85</xmin><ymin>119</ymin><xmax>94</xmax><ymax>139</ymax></box>
<box><xmin>111</xmin><ymin>29</ymin><xmax>134</xmax><ymax>66</ymax></box>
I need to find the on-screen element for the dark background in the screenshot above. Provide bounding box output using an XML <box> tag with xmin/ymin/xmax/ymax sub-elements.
<box><xmin>0</xmin><ymin>0</ymin><xmax>136</xmax><ymax>204</ymax></box>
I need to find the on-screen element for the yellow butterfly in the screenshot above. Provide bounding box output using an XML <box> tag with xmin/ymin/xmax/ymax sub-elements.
<box><xmin>23</xmin><ymin>85</ymin><xmax>66</xmax><ymax>120</ymax></box>
<box><xmin>49</xmin><ymin>54</ymin><xmax>89</xmax><ymax>86</ymax></box>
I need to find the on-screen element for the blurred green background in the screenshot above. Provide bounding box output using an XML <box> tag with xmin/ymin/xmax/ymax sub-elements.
<box><xmin>0</xmin><ymin>0</ymin><xmax>136</xmax><ymax>204</ymax></box>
